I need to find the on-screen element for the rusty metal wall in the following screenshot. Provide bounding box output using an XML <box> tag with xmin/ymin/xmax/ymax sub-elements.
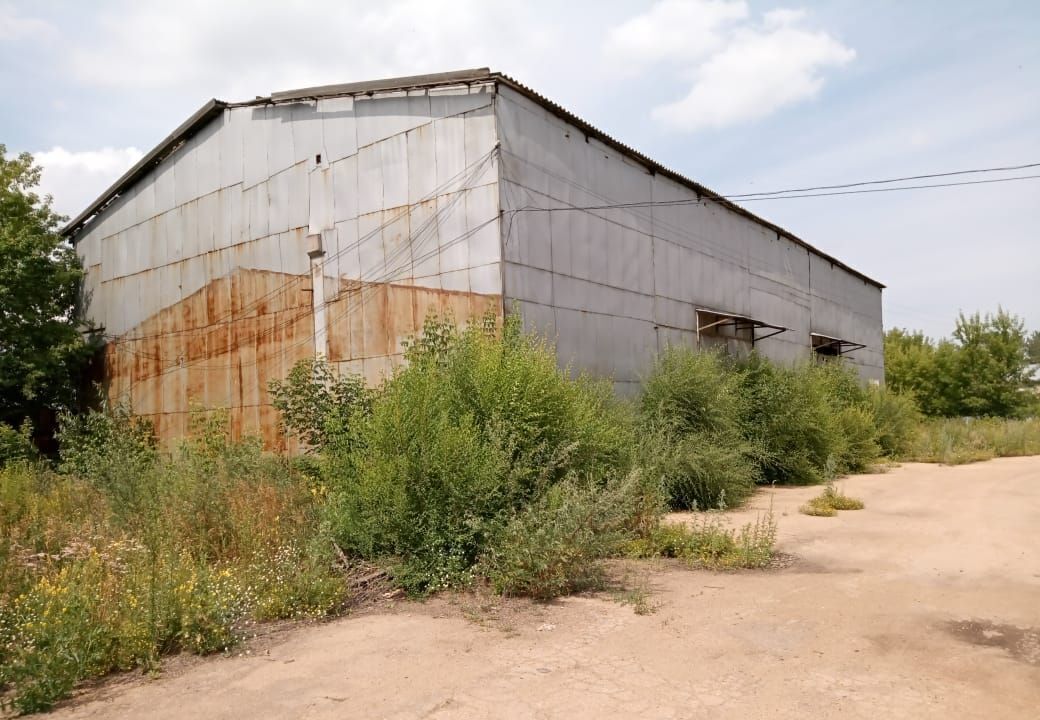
<box><xmin>75</xmin><ymin>82</ymin><xmax>504</xmax><ymax>448</ymax></box>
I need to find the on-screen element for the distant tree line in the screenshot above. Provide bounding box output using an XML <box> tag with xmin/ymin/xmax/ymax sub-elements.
<box><xmin>885</xmin><ymin>309</ymin><xmax>1038</xmax><ymax>418</ymax></box>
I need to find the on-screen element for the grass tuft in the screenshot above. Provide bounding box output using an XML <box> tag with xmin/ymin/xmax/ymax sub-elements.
<box><xmin>799</xmin><ymin>484</ymin><xmax>864</xmax><ymax>517</ymax></box>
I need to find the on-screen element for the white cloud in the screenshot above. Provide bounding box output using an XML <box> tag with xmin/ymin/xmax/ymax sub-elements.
<box><xmin>0</xmin><ymin>2</ymin><xmax>58</xmax><ymax>42</ymax></box>
<box><xmin>604</xmin><ymin>0</ymin><xmax>748</xmax><ymax>74</ymax></box>
<box><xmin>64</xmin><ymin>0</ymin><xmax>556</xmax><ymax>101</ymax></box>
<box><xmin>33</xmin><ymin>147</ymin><xmax>144</xmax><ymax>218</ymax></box>
<box><xmin>606</xmin><ymin>2</ymin><xmax>854</xmax><ymax>132</ymax></box>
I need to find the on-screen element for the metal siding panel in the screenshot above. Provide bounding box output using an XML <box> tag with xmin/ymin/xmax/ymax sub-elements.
<box><xmin>267</xmin><ymin>105</ymin><xmax>295</xmax><ymax>176</ymax></box>
<box><xmin>197</xmin><ymin>191</ymin><xmax>219</xmax><ymax>256</ymax></box>
<box><xmin>433</xmin><ymin>114</ymin><xmax>465</xmax><ymax>190</ymax></box>
<box><xmin>437</xmin><ymin>191</ymin><xmax>468</xmax><ymax>273</ymax></box>
<box><xmin>173</xmin><ymin>136</ymin><xmax>198</xmax><ymax>207</ymax></box>
<box><xmin>439</xmin><ymin>269</ymin><xmax>469</xmax><ymax>293</ymax></box>
<box><xmin>469</xmin><ymin>262</ymin><xmax>500</xmax><ymax>295</ymax></box>
<box><xmin>335</xmin><ymin>218</ymin><xmax>360</xmax><ymax>279</ymax></box>
<box><xmin>406</xmin><ymin>123</ymin><xmax>437</xmax><ymax>204</ymax></box>
<box><xmin>267</xmin><ymin>168</ymin><xmax>290</xmax><ymax>235</ymax></box>
<box><xmin>550</xmin><ymin>211</ymin><xmax>570</xmax><ymax>277</ymax></box>
<box><xmin>308</xmin><ymin>165</ymin><xmax>334</xmax><ymax>236</ymax></box>
<box><xmin>288</xmin><ymin>161</ymin><xmax>309</xmax><ymax>230</ymax></box>
<box><xmin>220</xmin><ymin>108</ymin><xmax>246</xmax><ymax>189</ymax></box>
<box><xmin>331</xmin><ymin>155</ymin><xmax>358</xmax><ymax>222</ymax></box>
<box><xmin>503</xmin><ymin>262</ymin><xmax>552</xmax><ymax>304</ymax></box>
<box><xmin>380</xmin><ymin>133</ymin><xmax>408</xmax><ymax>210</ymax></box>
<box><xmin>134</xmin><ymin>178</ymin><xmax>156</xmax><ymax>225</ymax></box>
<box><xmin>357</xmin><ymin>144</ymin><xmax>383</xmax><ymax>217</ymax></box>
<box><xmin>217</xmin><ymin>186</ymin><xmax>243</xmax><ymax>250</ymax></box>
<box><xmin>356</xmin><ymin>91</ymin><xmax>431</xmax><ymax>149</ymax></box>
<box><xmin>291</xmin><ymin>102</ymin><xmax>324</xmax><ymax>165</ymax></box>
<box><xmin>410</xmin><ymin>200</ymin><xmax>439</xmax><ymax>279</ymax></box>
<box><xmin>280</xmin><ymin>229</ymin><xmax>310</xmax><ymax>276</ymax></box>
<box><xmin>464</xmin><ymin>105</ymin><xmax>497</xmax><ymax>187</ymax></box>
<box><xmin>242</xmin><ymin>106</ymin><xmax>269</xmax><ymax>188</ymax></box>
<box><xmin>245</xmin><ymin>182</ymin><xmax>269</xmax><ymax>241</ymax></box>
<box><xmin>381</xmin><ymin>208</ymin><xmax>410</xmax><ymax>280</ymax></box>
<box><xmin>153</xmin><ymin>161</ymin><xmax>176</xmax><ymax>216</ymax></box>
<box><xmin>429</xmin><ymin>84</ymin><xmax>495</xmax><ymax>118</ymax></box>
<box><xmin>320</xmin><ymin>97</ymin><xmax>357</xmax><ymax>162</ymax></box>
<box><xmin>179</xmin><ymin>200</ymin><xmax>200</xmax><ymax>261</ymax></box>
<box><xmin>163</xmin><ymin>210</ymin><xmax>183</xmax><ymax>264</ymax></box>
<box><xmin>195</xmin><ymin>121</ymin><xmax>221</xmax><ymax>197</ymax></box>
<box><xmin>180</xmin><ymin>254</ymin><xmax>207</xmax><ymax>302</ymax></box>
<box><xmin>358</xmin><ymin>212</ymin><xmax>384</xmax><ymax>279</ymax></box>
<box><xmin>466</xmin><ymin>183</ymin><xmax>500</xmax><ymax>266</ymax></box>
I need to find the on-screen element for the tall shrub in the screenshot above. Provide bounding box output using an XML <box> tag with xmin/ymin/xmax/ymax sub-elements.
<box><xmin>737</xmin><ymin>355</ymin><xmax>845</xmax><ymax>485</ymax></box>
<box><xmin>639</xmin><ymin>348</ymin><xmax>758</xmax><ymax>509</ymax></box>
<box><xmin>322</xmin><ymin>313</ymin><xmax>641</xmax><ymax>594</ymax></box>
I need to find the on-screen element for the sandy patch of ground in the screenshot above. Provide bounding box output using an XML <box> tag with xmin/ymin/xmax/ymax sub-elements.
<box><xmin>50</xmin><ymin>457</ymin><xmax>1040</xmax><ymax>719</ymax></box>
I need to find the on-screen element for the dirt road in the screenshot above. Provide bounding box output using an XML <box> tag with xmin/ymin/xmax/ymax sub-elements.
<box><xmin>53</xmin><ymin>458</ymin><xmax>1040</xmax><ymax>719</ymax></box>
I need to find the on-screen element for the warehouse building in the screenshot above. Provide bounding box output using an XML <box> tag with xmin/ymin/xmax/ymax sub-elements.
<box><xmin>65</xmin><ymin>68</ymin><xmax>884</xmax><ymax>447</ymax></box>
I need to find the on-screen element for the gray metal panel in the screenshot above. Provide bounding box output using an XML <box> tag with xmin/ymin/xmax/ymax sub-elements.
<box><xmin>173</xmin><ymin>136</ymin><xmax>199</xmax><ymax>208</ymax></box>
<box><xmin>331</xmin><ymin>155</ymin><xmax>359</xmax><ymax>223</ymax></box>
<box><xmin>242</xmin><ymin>106</ymin><xmax>269</xmax><ymax>189</ymax></box>
<box><xmin>380</xmin><ymin>133</ymin><xmax>408</xmax><ymax>210</ymax></box>
<box><xmin>406</xmin><ymin>124</ymin><xmax>437</xmax><ymax>204</ymax></box>
<box><xmin>320</xmin><ymin>97</ymin><xmax>357</xmax><ymax>162</ymax></box>
<box><xmin>272</xmin><ymin>167</ymin><xmax>293</xmax><ymax>235</ymax></box>
<box><xmin>356</xmin><ymin>144</ymin><xmax>383</xmax><ymax>217</ymax></box>
<box><xmin>195</xmin><ymin>121</ymin><xmax>221</xmax><ymax>198</ymax></box>
<box><xmin>267</xmin><ymin>105</ymin><xmax>296</xmax><ymax>177</ymax></box>
<box><xmin>290</xmin><ymin>102</ymin><xmax>324</xmax><ymax>165</ymax></box>
<box><xmin>434</xmin><ymin>114</ymin><xmax>466</xmax><ymax>190</ymax></box>
<box><xmin>220</xmin><ymin>108</ymin><xmax>246</xmax><ymax>189</ymax></box>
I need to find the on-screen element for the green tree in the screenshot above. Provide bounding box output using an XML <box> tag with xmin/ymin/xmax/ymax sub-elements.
<box><xmin>883</xmin><ymin>329</ymin><xmax>956</xmax><ymax>416</ymax></box>
<box><xmin>0</xmin><ymin>145</ymin><xmax>92</xmax><ymax>428</ymax></box>
<box><xmin>885</xmin><ymin>310</ymin><xmax>1033</xmax><ymax>418</ymax></box>
<box><xmin>950</xmin><ymin>309</ymin><xmax>1031</xmax><ymax>417</ymax></box>
<box><xmin>1027</xmin><ymin>330</ymin><xmax>1040</xmax><ymax>365</ymax></box>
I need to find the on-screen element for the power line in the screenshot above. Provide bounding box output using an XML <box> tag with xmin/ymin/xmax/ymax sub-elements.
<box><xmin>504</xmin><ymin>173</ymin><xmax>1040</xmax><ymax>213</ymax></box>
<box><xmin>725</xmin><ymin>161</ymin><xmax>1040</xmax><ymax>198</ymax></box>
<box><xmin>736</xmin><ymin>174</ymin><xmax>1040</xmax><ymax>201</ymax></box>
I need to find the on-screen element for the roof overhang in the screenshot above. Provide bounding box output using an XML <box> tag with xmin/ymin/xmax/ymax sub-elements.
<box><xmin>810</xmin><ymin>332</ymin><xmax>866</xmax><ymax>355</ymax></box>
<box><xmin>696</xmin><ymin>308</ymin><xmax>788</xmax><ymax>344</ymax></box>
<box><xmin>59</xmin><ymin>67</ymin><xmax>885</xmax><ymax>290</ymax></box>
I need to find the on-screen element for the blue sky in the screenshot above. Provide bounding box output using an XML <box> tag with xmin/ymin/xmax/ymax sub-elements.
<box><xmin>2</xmin><ymin>0</ymin><xmax>1037</xmax><ymax>339</ymax></box>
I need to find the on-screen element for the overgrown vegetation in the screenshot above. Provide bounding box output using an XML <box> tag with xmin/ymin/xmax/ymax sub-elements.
<box><xmin>637</xmin><ymin>347</ymin><xmax>921</xmax><ymax>509</ymax></box>
<box><xmin>908</xmin><ymin>417</ymin><xmax>1040</xmax><ymax>465</ymax></box>
<box><xmin>315</xmin><ymin>314</ymin><xmax>647</xmax><ymax>596</ymax></box>
<box><xmin>626</xmin><ymin>513</ymin><xmax>777</xmax><ymax>570</ymax></box>
<box><xmin>5</xmin><ymin>305</ymin><xmax>1038</xmax><ymax>713</ymax></box>
<box><xmin>0</xmin><ymin>410</ymin><xmax>344</xmax><ymax>714</ymax></box>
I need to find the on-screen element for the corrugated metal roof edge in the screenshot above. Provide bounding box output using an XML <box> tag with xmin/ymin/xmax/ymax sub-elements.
<box><xmin>62</xmin><ymin>67</ymin><xmax>883</xmax><ymax>289</ymax></box>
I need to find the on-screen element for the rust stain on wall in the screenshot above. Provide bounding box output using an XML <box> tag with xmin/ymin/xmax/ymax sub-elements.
<box><xmin>103</xmin><ymin>268</ymin><xmax>501</xmax><ymax>449</ymax></box>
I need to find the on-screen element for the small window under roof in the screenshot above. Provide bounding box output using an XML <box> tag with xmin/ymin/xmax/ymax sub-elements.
<box><xmin>696</xmin><ymin>308</ymin><xmax>787</xmax><ymax>348</ymax></box>
<box><xmin>811</xmin><ymin>332</ymin><xmax>866</xmax><ymax>357</ymax></box>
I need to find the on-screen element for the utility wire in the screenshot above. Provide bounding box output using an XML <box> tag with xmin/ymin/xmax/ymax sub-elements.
<box><xmin>735</xmin><ymin>174</ymin><xmax>1040</xmax><ymax>201</ymax></box>
<box><xmin>725</xmin><ymin>161</ymin><xmax>1040</xmax><ymax>198</ymax></box>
